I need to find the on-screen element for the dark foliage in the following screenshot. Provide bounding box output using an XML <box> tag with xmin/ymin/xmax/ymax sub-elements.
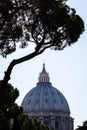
<box><xmin>18</xmin><ymin>114</ymin><xmax>53</xmax><ymax>130</ymax></box>
<box><xmin>0</xmin><ymin>81</ymin><xmax>23</xmax><ymax>129</ymax></box>
<box><xmin>76</xmin><ymin>121</ymin><xmax>87</xmax><ymax>130</ymax></box>
<box><xmin>0</xmin><ymin>0</ymin><xmax>84</xmax><ymax>57</ymax></box>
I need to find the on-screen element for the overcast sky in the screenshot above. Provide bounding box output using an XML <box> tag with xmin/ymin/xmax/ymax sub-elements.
<box><xmin>0</xmin><ymin>0</ymin><xmax>87</xmax><ymax>129</ymax></box>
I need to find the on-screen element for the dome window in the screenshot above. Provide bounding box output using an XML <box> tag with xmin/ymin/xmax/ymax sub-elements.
<box><xmin>44</xmin><ymin>91</ymin><xmax>48</xmax><ymax>95</ymax></box>
<box><xmin>45</xmin><ymin>99</ymin><xmax>49</xmax><ymax>104</ymax></box>
<box><xmin>35</xmin><ymin>99</ymin><xmax>39</xmax><ymax>104</ymax></box>
<box><xmin>61</xmin><ymin>100</ymin><xmax>64</xmax><ymax>104</ymax></box>
<box><xmin>54</xmin><ymin>99</ymin><xmax>57</xmax><ymax>103</ymax></box>
<box><xmin>28</xmin><ymin>100</ymin><xmax>31</xmax><ymax>104</ymax></box>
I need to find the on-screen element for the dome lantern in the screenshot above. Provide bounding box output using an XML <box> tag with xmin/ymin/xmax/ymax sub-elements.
<box><xmin>38</xmin><ymin>63</ymin><xmax>50</xmax><ymax>83</ymax></box>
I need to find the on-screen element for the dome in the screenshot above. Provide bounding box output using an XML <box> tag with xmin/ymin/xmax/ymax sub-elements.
<box><xmin>21</xmin><ymin>64</ymin><xmax>70</xmax><ymax>114</ymax></box>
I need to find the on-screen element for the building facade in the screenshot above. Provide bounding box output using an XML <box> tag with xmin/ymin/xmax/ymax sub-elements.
<box><xmin>21</xmin><ymin>64</ymin><xmax>74</xmax><ymax>130</ymax></box>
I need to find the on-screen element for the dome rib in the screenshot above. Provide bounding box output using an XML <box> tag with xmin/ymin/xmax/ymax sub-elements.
<box><xmin>46</xmin><ymin>84</ymin><xmax>53</xmax><ymax>110</ymax></box>
<box><xmin>39</xmin><ymin>83</ymin><xmax>44</xmax><ymax>110</ymax></box>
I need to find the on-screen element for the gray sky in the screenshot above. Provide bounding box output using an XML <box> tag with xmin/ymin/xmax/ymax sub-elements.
<box><xmin>0</xmin><ymin>0</ymin><xmax>87</xmax><ymax>129</ymax></box>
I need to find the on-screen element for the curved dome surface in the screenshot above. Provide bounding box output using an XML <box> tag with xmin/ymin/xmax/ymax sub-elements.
<box><xmin>21</xmin><ymin>64</ymin><xmax>70</xmax><ymax>114</ymax></box>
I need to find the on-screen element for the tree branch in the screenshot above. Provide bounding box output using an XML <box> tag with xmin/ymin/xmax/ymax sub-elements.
<box><xmin>3</xmin><ymin>50</ymin><xmax>41</xmax><ymax>85</ymax></box>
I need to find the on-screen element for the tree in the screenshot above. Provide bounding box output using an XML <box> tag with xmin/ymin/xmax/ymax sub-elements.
<box><xmin>0</xmin><ymin>0</ymin><xmax>85</xmax><ymax>129</ymax></box>
<box><xmin>18</xmin><ymin>114</ymin><xmax>53</xmax><ymax>130</ymax></box>
<box><xmin>0</xmin><ymin>81</ymin><xmax>23</xmax><ymax>130</ymax></box>
<box><xmin>76</xmin><ymin>121</ymin><xmax>87</xmax><ymax>130</ymax></box>
<box><xmin>0</xmin><ymin>0</ymin><xmax>84</xmax><ymax>86</ymax></box>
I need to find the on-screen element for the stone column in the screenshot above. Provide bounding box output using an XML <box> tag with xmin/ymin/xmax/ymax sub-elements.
<box><xmin>51</xmin><ymin>116</ymin><xmax>55</xmax><ymax>129</ymax></box>
<box><xmin>69</xmin><ymin>117</ymin><xmax>74</xmax><ymax>130</ymax></box>
<box><xmin>61</xmin><ymin>117</ymin><xmax>65</xmax><ymax>130</ymax></box>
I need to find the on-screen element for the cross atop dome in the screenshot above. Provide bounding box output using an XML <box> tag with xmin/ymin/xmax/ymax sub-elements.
<box><xmin>42</xmin><ymin>63</ymin><xmax>47</xmax><ymax>74</ymax></box>
<box><xmin>43</xmin><ymin>63</ymin><xmax>45</xmax><ymax>67</ymax></box>
<box><xmin>38</xmin><ymin>64</ymin><xmax>50</xmax><ymax>83</ymax></box>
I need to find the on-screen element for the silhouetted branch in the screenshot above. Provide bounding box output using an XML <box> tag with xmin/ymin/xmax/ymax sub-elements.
<box><xmin>3</xmin><ymin>50</ymin><xmax>41</xmax><ymax>85</ymax></box>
